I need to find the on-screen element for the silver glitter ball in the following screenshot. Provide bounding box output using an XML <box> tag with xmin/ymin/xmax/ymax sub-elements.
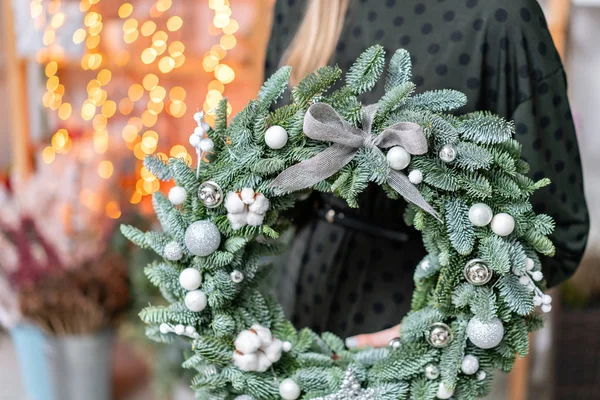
<box><xmin>198</xmin><ymin>181</ymin><xmax>223</xmax><ymax>208</ymax></box>
<box><xmin>424</xmin><ymin>363</ymin><xmax>440</xmax><ymax>380</ymax></box>
<box><xmin>467</xmin><ymin>317</ymin><xmax>505</xmax><ymax>349</ymax></box>
<box><xmin>312</xmin><ymin>368</ymin><xmax>375</xmax><ymax>400</ymax></box>
<box><xmin>163</xmin><ymin>241</ymin><xmax>183</xmax><ymax>261</ymax></box>
<box><xmin>184</xmin><ymin>220</ymin><xmax>221</xmax><ymax>256</ymax></box>
<box><xmin>476</xmin><ymin>370</ymin><xmax>487</xmax><ymax>381</ymax></box>
<box><xmin>230</xmin><ymin>270</ymin><xmax>244</xmax><ymax>283</ymax></box>
<box><xmin>388</xmin><ymin>337</ymin><xmax>401</xmax><ymax>350</ymax></box>
<box><xmin>463</xmin><ymin>259</ymin><xmax>493</xmax><ymax>286</ymax></box>
<box><xmin>461</xmin><ymin>354</ymin><xmax>480</xmax><ymax>375</ymax></box>
<box><xmin>439</xmin><ymin>143</ymin><xmax>457</xmax><ymax>163</ymax></box>
<box><xmin>426</xmin><ymin>322</ymin><xmax>453</xmax><ymax>348</ymax></box>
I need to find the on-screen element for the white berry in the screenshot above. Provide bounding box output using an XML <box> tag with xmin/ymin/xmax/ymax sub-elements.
<box><xmin>201</xmin><ymin>121</ymin><xmax>210</xmax><ymax>132</ymax></box>
<box><xmin>184</xmin><ymin>290</ymin><xmax>207</xmax><ymax>312</ymax></box>
<box><xmin>461</xmin><ymin>354</ymin><xmax>479</xmax><ymax>375</ymax></box>
<box><xmin>159</xmin><ymin>323</ymin><xmax>171</xmax><ymax>334</ymax></box>
<box><xmin>279</xmin><ymin>378</ymin><xmax>301</xmax><ymax>400</ymax></box>
<box><xmin>189</xmin><ymin>134</ymin><xmax>201</xmax><ymax>148</ymax></box>
<box><xmin>531</xmin><ymin>271</ymin><xmax>544</xmax><ymax>281</ymax></box>
<box><xmin>185</xmin><ymin>326</ymin><xmax>196</xmax><ymax>335</ymax></box>
<box><xmin>408</xmin><ymin>169</ymin><xmax>423</xmax><ymax>184</ymax></box>
<box><xmin>491</xmin><ymin>213</ymin><xmax>515</xmax><ymax>236</ymax></box>
<box><xmin>179</xmin><ymin>268</ymin><xmax>202</xmax><ymax>291</ymax></box>
<box><xmin>282</xmin><ymin>341</ymin><xmax>292</xmax><ymax>352</ymax></box>
<box><xmin>476</xmin><ymin>370</ymin><xmax>487</xmax><ymax>381</ymax></box>
<box><xmin>542</xmin><ymin>294</ymin><xmax>552</xmax><ymax>304</ymax></box>
<box><xmin>525</xmin><ymin>257</ymin><xmax>535</xmax><ymax>271</ymax></box>
<box><xmin>168</xmin><ymin>186</ymin><xmax>187</xmax><ymax>206</ymax></box>
<box><xmin>199</xmin><ymin>138</ymin><xmax>214</xmax><ymax>152</ymax></box>
<box><xmin>386</xmin><ymin>146</ymin><xmax>411</xmax><ymax>170</ymax></box>
<box><xmin>265</xmin><ymin>125</ymin><xmax>288</xmax><ymax>149</ymax></box>
<box><xmin>519</xmin><ymin>275</ymin><xmax>530</xmax><ymax>285</ymax></box>
<box><xmin>193</xmin><ymin>112</ymin><xmax>204</xmax><ymax>124</ymax></box>
<box><xmin>468</xmin><ymin>203</ymin><xmax>493</xmax><ymax>227</ymax></box>
<box><xmin>541</xmin><ymin>304</ymin><xmax>552</xmax><ymax>313</ymax></box>
<box><xmin>164</xmin><ymin>241</ymin><xmax>183</xmax><ymax>261</ymax></box>
<box><xmin>436</xmin><ymin>382</ymin><xmax>454</xmax><ymax>399</ymax></box>
<box><xmin>533</xmin><ymin>296</ymin><xmax>543</xmax><ymax>306</ymax></box>
<box><xmin>174</xmin><ymin>324</ymin><xmax>185</xmax><ymax>335</ymax></box>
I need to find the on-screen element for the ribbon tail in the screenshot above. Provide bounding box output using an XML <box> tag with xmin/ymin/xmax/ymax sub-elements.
<box><xmin>388</xmin><ymin>170</ymin><xmax>441</xmax><ymax>222</ymax></box>
<box><xmin>269</xmin><ymin>145</ymin><xmax>356</xmax><ymax>193</ymax></box>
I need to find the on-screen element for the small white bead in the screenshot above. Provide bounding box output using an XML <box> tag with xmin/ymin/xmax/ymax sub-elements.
<box><xmin>531</xmin><ymin>271</ymin><xmax>544</xmax><ymax>281</ymax></box>
<box><xmin>199</xmin><ymin>138</ymin><xmax>214</xmax><ymax>152</ymax></box>
<box><xmin>408</xmin><ymin>169</ymin><xmax>423</xmax><ymax>184</ymax></box>
<box><xmin>476</xmin><ymin>370</ymin><xmax>487</xmax><ymax>381</ymax></box>
<box><xmin>264</xmin><ymin>125</ymin><xmax>288</xmax><ymax>149</ymax></box>
<box><xmin>519</xmin><ymin>275</ymin><xmax>530</xmax><ymax>285</ymax></box>
<box><xmin>525</xmin><ymin>257</ymin><xmax>535</xmax><ymax>271</ymax></box>
<box><xmin>174</xmin><ymin>324</ymin><xmax>185</xmax><ymax>335</ymax></box>
<box><xmin>541</xmin><ymin>304</ymin><xmax>552</xmax><ymax>313</ymax></box>
<box><xmin>164</xmin><ymin>241</ymin><xmax>183</xmax><ymax>261</ymax></box>
<box><xmin>542</xmin><ymin>294</ymin><xmax>552</xmax><ymax>305</ymax></box>
<box><xmin>159</xmin><ymin>323</ymin><xmax>171</xmax><ymax>334</ymax></box>
<box><xmin>201</xmin><ymin>121</ymin><xmax>210</xmax><ymax>132</ymax></box>
<box><xmin>189</xmin><ymin>134</ymin><xmax>201</xmax><ymax>148</ymax></box>
<box><xmin>168</xmin><ymin>186</ymin><xmax>187</xmax><ymax>206</ymax></box>
<box><xmin>533</xmin><ymin>296</ymin><xmax>543</xmax><ymax>307</ymax></box>
<box><xmin>461</xmin><ymin>354</ymin><xmax>479</xmax><ymax>375</ymax></box>
<box><xmin>179</xmin><ymin>268</ymin><xmax>202</xmax><ymax>291</ymax></box>
<box><xmin>184</xmin><ymin>290</ymin><xmax>207</xmax><ymax>312</ymax></box>
<box><xmin>386</xmin><ymin>146</ymin><xmax>411</xmax><ymax>170</ymax></box>
<box><xmin>194</xmin><ymin>126</ymin><xmax>206</xmax><ymax>136</ymax></box>
<box><xmin>436</xmin><ymin>382</ymin><xmax>454</xmax><ymax>399</ymax></box>
<box><xmin>282</xmin><ymin>341</ymin><xmax>292</xmax><ymax>352</ymax></box>
<box><xmin>279</xmin><ymin>378</ymin><xmax>301</xmax><ymax>400</ymax></box>
<box><xmin>185</xmin><ymin>326</ymin><xmax>196</xmax><ymax>335</ymax></box>
<box><xmin>468</xmin><ymin>203</ymin><xmax>493</xmax><ymax>227</ymax></box>
<box><xmin>491</xmin><ymin>213</ymin><xmax>515</xmax><ymax>236</ymax></box>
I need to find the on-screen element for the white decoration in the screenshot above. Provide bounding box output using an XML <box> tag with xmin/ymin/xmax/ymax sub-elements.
<box><xmin>424</xmin><ymin>364</ymin><xmax>440</xmax><ymax>380</ymax></box>
<box><xmin>194</xmin><ymin>127</ymin><xmax>206</xmax><ymax>137</ymax></box>
<box><xmin>174</xmin><ymin>324</ymin><xmax>185</xmax><ymax>335</ymax></box>
<box><xmin>227</xmin><ymin>213</ymin><xmax>248</xmax><ymax>230</ymax></box>
<box><xmin>491</xmin><ymin>213</ymin><xmax>515</xmax><ymax>236</ymax></box>
<box><xmin>185</xmin><ymin>326</ymin><xmax>196</xmax><ymax>336</ymax></box>
<box><xmin>233</xmin><ymin>325</ymin><xmax>284</xmax><ymax>372</ymax></box>
<box><xmin>251</xmin><ymin>324</ymin><xmax>273</xmax><ymax>347</ymax></box>
<box><xmin>264</xmin><ymin>125</ymin><xmax>289</xmax><ymax>149</ymax></box>
<box><xmin>179</xmin><ymin>268</ymin><xmax>202</xmax><ymax>291</ymax></box>
<box><xmin>531</xmin><ymin>271</ymin><xmax>544</xmax><ymax>281</ymax></box>
<box><xmin>230</xmin><ymin>270</ymin><xmax>244</xmax><ymax>283</ymax></box>
<box><xmin>189</xmin><ymin>134</ymin><xmax>201</xmax><ymax>148</ymax></box>
<box><xmin>225</xmin><ymin>192</ymin><xmax>246</xmax><ymax>213</ymax></box>
<box><xmin>542</xmin><ymin>294</ymin><xmax>552</xmax><ymax>305</ymax></box>
<box><xmin>168</xmin><ymin>186</ymin><xmax>187</xmax><ymax>206</ymax></box>
<box><xmin>184</xmin><ymin>290</ymin><xmax>208</xmax><ymax>312</ymax></box>
<box><xmin>525</xmin><ymin>257</ymin><xmax>535</xmax><ymax>271</ymax></box>
<box><xmin>234</xmin><ymin>396</ymin><xmax>254</xmax><ymax>400</ymax></box>
<box><xmin>519</xmin><ymin>275</ymin><xmax>531</xmax><ymax>285</ymax></box>
<box><xmin>201</xmin><ymin>121</ymin><xmax>210</xmax><ymax>132</ymax></box>
<box><xmin>439</xmin><ymin>144</ymin><xmax>457</xmax><ymax>163</ymax></box>
<box><xmin>436</xmin><ymin>382</ymin><xmax>454</xmax><ymax>399</ymax></box>
<box><xmin>249</xmin><ymin>194</ymin><xmax>270</xmax><ymax>214</ymax></box>
<box><xmin>246</xmin><ymin>212</ymin><xmax>266</xmax><ymax>227</ymax></box>
<box><xmin>184</xmin><ymin>220</ymin><xmax>221</xmax><ymax>256</ymax></box>
<box><xmin>533</xmin><ymin>296</ymin><xmax>543</xmax><ymax>307</ymax></box>
<box><xmin>282</xmin><ymin>341</ymin><xmax>292</xmax><ymax>352</ymax></box>
<box><xmin>241</xmin><ymin>188</ymin><xmax>255</xmax><ymax>204</ymax></box>
<box><xmin>467</xmin><ymin>317</ymin><xmax>505</xmax><ymax>349</ymax></box>
<box><xmin>279</xmin><ymin>378</ymin><xmax>301</xmax><ymax>400</ymax></box>
<box><xmin>199</xmin><ymin>138</ymin><xmax>214</xmax><ymax>152</ymax></box>
<box><xmin>159</xmin><ymin>323</ymin><xmax>170</xmax><ymax>334</ymax></box>
<box><xmin>263</xmin><ymin>339</ymin><xmax>283</xmax><ymax>363</ymax></box>
<box><xmin>255</xmin><ymin>352</ymin><xmax>272</xmax><ymax>372</ymax></box>
<box><xmin>461</xmin><ymin>355</ymin><xmax>479</xmax><ymax>375</ymax></box>
<box><xmin>193</xmin><ymin>112</ymin><xmax>205</xmax><ymax>124</ymax></box>
<box><xmin>408</xmin><ymin>169</ymin><xmax>423</xmax><ymax>184</ymax></box>
<box><xmin>541</xmin><ymin>304</ymin><xmax>552</xmax><ymax>313</ymax></box>
<box><xmin>468</xmin><ymin>203</ymin><xmax>493</xmax><ymax>227</ymax></box>
<box><xmin>225</xmin><ymin>190</ymin><xmax>270</xmax><ymax>230</ymax></box>
<box><xmin>164</xmin><ymin>241</ymin><xmax>183</xmax><ymax>261</ymax></box>
<box><xmin>233</xmin><ymin>351</ymin><xmax>258</xmax><ymax>372</ymax></box>
<box><xmin>235</xmin><ymin>330</ymin><xmax>262</xmax><ymax>354</ymax></box>
<box><xmin>476</xmin><ymin>370</ymin><xmax>487</xmax><ymax>381</ymax></box>
<box><xmin>386</xmin><ymin>146</ymin><xmax>411</xmax><ymax>170</ymax></box>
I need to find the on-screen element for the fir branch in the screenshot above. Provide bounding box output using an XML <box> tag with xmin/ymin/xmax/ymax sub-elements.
<box><xmin>459</xmin><ymin>112</ymin><xmax>514</xmax><ymax>145</ymax></box>
<box><xmin>346</xmin><ymin>45</ymin><xmax>386</xmax><ymax>94</ymax></box>
<box><xmin>455</xmin><ymin>142</ymin><xmax>493</xmax><ymax>172</ymax></box>
<box><xmin>292</xmin><ymin>65</ymin><xmax>342</xmax><ymax>108</ymax></box>
<box><xmin>407</xmin><ymin>89</ymin><xmax>467</xmax><ymax>113</ymax></box>
<box><xmin>144</xmin><ymin>155</ymin><xmax>172</xmax><ymax>181</ymax></box>
<box><xmin>258</xmin><ymin>66</ymin><xmax>291</xmax><ymax>106</ymax></box>
<box><xmin>444</xmin><ymin>198</ymin><xmax>475</xmax><ymax>255</ymax></box>
<box><xmin>386</xmin><ymin>49</ymin><xmax>413</xmax><ymax>92</ymax></box>
<box><xmin>497</xmin><ymin>275</ymin><xmax>534</xmax><ymax>316</ymax></box>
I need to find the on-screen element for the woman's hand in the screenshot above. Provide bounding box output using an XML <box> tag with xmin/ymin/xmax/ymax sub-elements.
<box><xmin>344</xmin><ymin>324</ymin><xmax>401</xmax><ymax>350</ymax></box>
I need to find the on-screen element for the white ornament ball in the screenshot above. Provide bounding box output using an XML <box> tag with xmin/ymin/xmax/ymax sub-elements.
<box><xmin>531</xmin><ymin>271</ymin><xmax>544</xmax><ymax>281</ymax></box>
<box><xmin>491</xmin><ymin>213</ymin><xmax>515</xmax><ymax>236</ymax></box>
<box><xmin>282</xmin><ymin>341</ymin><xmax>292</xmax><ymax>352</ymax></box>
<box><xmin>461</xmin><ymin>355</ymin><xmax>480</xmax><ymax>375</ymax></box>
<box><xmin>184</xmin><ymin>220</ymin><xmax>221</xmax><ymax>256</ymax></box>
<box><xmin>185</xmin><ymin>326</ymin><xmax>196</xmax><ymax>336</ymax></box>
<box><xmin>424</xmin><ymin>364</ymin><xmax>440</xmax><ymax>380</ymax></box>
<box><xmin>264</xmin><ymin>125</ymin><xmax>288</xmax><ymax>149</ymax></box>
<box><xmin>235</xmin><ymin>330</ymin><xmax>262</xmax><ymax>354</ymax></box>
<box><xmin>234</xmin><ymin>396</ymin><xmax>254</xmax><ymax>400</ymax></box>
<box><xmin>201</xmin><ymin>121</ymin><xmax>210</xmax><ymax>132</ymax></box>
<box><xmin>184</xmin><ymin>290</ymin><xmax>208</xmax><ymax>312</ymax></box>
<box><xmin>468</xmin><ymin>203</ymin><xmax>493</xmax><ymax>227</ymax></box>
<box><xmin>233</xmin><ymin>351</ymin><xmax>258</xmax><ymax>372</ymax></box>
<box><xmin>179</xmin><ymin>268</ymin><xmax>202</xmax><ymax>291</ymax></box>
<box><xmin>279</xmin><ymin>378</ymin><xmax>301</xmax><ymax>400</ymax></box>
<box><xmin>533</xmin><ymin>296</ymin><xmax>543</xmax><ymax>307</ymax></box>
<box><xmin>439</xmin><ymin>143</ymin><xmax>457</xmax><ymax>163</ymax></box>
<box><xmin>189</xmin><ymin>134</ymin><xmax>201</xmax><ymax>148</ymax></box>
<box><xmin>467</xmin><ymin>317</ymin><xmax>505</xmax><ymax>349</ymax></box>
<box><xmin>386</xmin><ymin>146</ymin><xmax>411</xmax><ymax>170</ymax></box>
<box><xmin>199</xmin><ymin>138</ymin><xmax>214</xmax><ymax>152</ymax></box>
<box><xmin>164</xmin><ymin>241</ymin><xmax>183</xmax><ymax>261</ymax></box>
<box><xmin>168</xmin><ymin>186</ymin><xmax>187</xmax><ymax>206</ymax></box>
<box><xmin>159</xmin><ymin>323</ymin><xmax>171</xmax><ymax>334</ymax></box>
<box><xmin>174</xmin><ymin>324</ymin><xmax>185</xmax><ymax>335</ymax></box>
<box><xmin>519</xmin><ymin>275</ymin><xmax>531</xmax><ymax>286</ymax></box>
<box><xmin>525</xmin><ymin>258</ymin><xmax>535</xmax><ymax>271</ymax></box>
<box><xmin>408</xmin><ymin>169</ymin><xmax>423</xmax><ymax>184</ymax></box>
<box><xmin>476</xmin><ymin>370</ymin><xmax>487</xmax><ymax>381</ymax></box>
<box><xmin>541</xmin><ymin>304</ymin><xmax>552</xmax><ymax>313</ymax></box>
<box><xmin>230</xmin><ymin>270</ymin><xmax>244</xmax><ymax>283</ymax></box>
<box><xmin>542</xmin><ymin>294</ymin><xmax>552</xmax><ymax>305</ymax></box>
<box><xmin>436</xmin><ymin>382</ymin><xmax>454</xmax><ymax>399</ymax></box>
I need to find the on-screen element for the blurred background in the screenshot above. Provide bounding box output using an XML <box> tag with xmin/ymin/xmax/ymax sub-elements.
<box><xmin>0</xmin><ymin>0</ymin><xmax>598</xmax><ymax>399</ymax></box>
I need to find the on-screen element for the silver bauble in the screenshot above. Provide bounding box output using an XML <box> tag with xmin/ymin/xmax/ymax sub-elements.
<box><xmin>467</xmin><ymin>317</ymin><xmax>505</xmax><ymax>349</ymax></box>
<box><xmin>461</xmin><ymin>354</ymin><xmax>480</xmax><ymax>375</ymax></box>
<box><xmin>198</xmin><ymin>181</ymin><xmax>223</xmax><ymax>208</ymax></box>
<box><xmin>184</xmin><ymin>220</ymin><xmax>221</xmax><ymax>256</ymax></box>
<box><xmin>424</xmin><ymin>364</ymin><xmax>440</xmax><ymax>380</ymax></box>
<box><xmin>163</xmin><ymin>241</ymin><xmax>183</xmax><ymax>261</ymax></box>
<box><xmin>439</xmin><ymin>144</ymin><xmax>457</xmax><ymax>163</ymax></box>
<box><xmin>426</xmin><ymin>322</ymin><xmax>453</xmax><ymax>348</ymax></box>
<box><xmin>468</xmin><ymin>203</ymin><xmax>493</xmax><ymax>227</ymax></box>
<box><xmin>312</xmin><ymin>368</ymin><xmax>375</xmax><ymax>400</ymax></box>
<box><xmin>388</xmin><ymin>337</ymin><xmax>401</xmax><ymax>350</ymax></box>
<box><xmin>463</xmin><ymin>259</ymin><xmax>493</xmax><ymax>286</ymax></box>
<box><xmin>230</xmin><ymin>270</ymin><xmax>244</xmax><ymax>283</ymax></box>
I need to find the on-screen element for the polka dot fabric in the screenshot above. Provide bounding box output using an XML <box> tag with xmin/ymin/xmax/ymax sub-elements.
<box><xmin>265</xmin><ymin>0</ymin><xmax>589</xmax><ymax>338</ymax></box>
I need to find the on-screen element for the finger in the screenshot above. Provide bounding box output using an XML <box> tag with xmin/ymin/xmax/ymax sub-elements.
<box><xmin>345</xmin><ymin>324</ymin><xmax>401</xmax><ymax>350</ymax></box>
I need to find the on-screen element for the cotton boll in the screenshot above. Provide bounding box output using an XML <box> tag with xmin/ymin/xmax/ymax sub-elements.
<box><xmin>233</xmin><ymin>351</ymin><xmax>258</xmax><ymax>372</ymax></box>
<box><xmin>227</xmin><ymin>213</ymin><xmax>248</xmax><ymax>230</ymax></box>
<box><xmin>248</xmin><ymin>194</ymin><xmax>269</xmax><ymax>214</ymax></box>
<box><xmin>251</xmin><ymin>324</ymin><xmax>273</xmax><ymax>347</ymax></box>
<box><xmin>255</xmin><ymin>352</ymin><xmax>272</xmax><ymax>372</ymax></box>
<box><xmin>235</xmin><ymin>330</ymin><xmax>262</xmax><ymax>354</ymax></box>
<box><xmin>246</xmin><ymin>212</ymin><xmax>265</xmax><ymax>227</ymax></box>
<box><xmin>225</xmin><ymin>192</ymin><xmax>246</xmax><ymax>214</ymax></box>
<box><xmin>264</xmin><ymin>339</ymin><xmax>283</xmax><ymax>363</ymax></box>
<box><xmin>241</xmin><ymin>188</ymin><xmax>255</xmax><ymax>204</ymax></box>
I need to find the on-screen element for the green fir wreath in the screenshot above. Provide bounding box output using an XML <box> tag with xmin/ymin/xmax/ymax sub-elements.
<box><xmin>122</xmin><ymin>46</ymin><xmax>555</xmax><ymax>400</ymax></box>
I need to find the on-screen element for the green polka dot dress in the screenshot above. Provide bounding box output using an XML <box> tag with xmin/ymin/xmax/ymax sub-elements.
<box><xmin>265</xmin><ymin>0</ymin><xmax>589</xmax><ymax>338</ymax></box>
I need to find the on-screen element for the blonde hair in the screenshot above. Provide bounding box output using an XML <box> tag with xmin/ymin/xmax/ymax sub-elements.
<box><xmin>281</xmin><ymin>0</ymin><xmax>350</xmax><ymax>85</ymax></box>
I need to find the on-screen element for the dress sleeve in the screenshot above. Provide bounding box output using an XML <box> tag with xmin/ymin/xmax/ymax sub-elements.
<box><xmin>510</xmin><ymin>68</ymin><xmax>589</xmax><ymax>287</ymax></box>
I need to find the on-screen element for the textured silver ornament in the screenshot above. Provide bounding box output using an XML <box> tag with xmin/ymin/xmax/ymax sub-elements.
<box><xmin>312</xmin><ymin>369</ymin><xmax>375</xmax><ymax>400</ymax></box>
<box><xmin>184</xmin><ymin>220</ymin><xmax>221</xmax><ymax>256</ymax></box>
<box><xmin>476</xmin><ymin>370</ymin><xmax>487</xmax><ymax>381</ymax></box>
<box><xmin>463</xmin><ymin>259</ymin><xmax>493</xmax><ymax>286</ymax></box>
<box><xmin>163</xmin><ymin>241</ymin><xmax>183</xmax><ymax>261</ymax></box>
<box><xmin>439</xmin><ymin>143</ymin><xmax>457</xmax><ymax>163</ymax></box>
<box><xmin>424</xmin><ymin>363</ymin><xmax>440</xmax><ymax>380</ymax></box>
<box><xmin>231</xmin><ymin>270</ymin><xmax>244</xmax><ymax>283</ymax></box>
<box><xmin>388</xmin><ymin>337</ymin><xmax>401</xmax><ymax>350</ymax></box>
<box><xmin>461</xmin><ymin>354</ymin><xmax>480</xmax><ymax>375</ymax></box>
<box><xmin>426</xmin><ymin>322</ymin><xmax>453</xmax><ymax>348</ymax></box>
<box><xmin>198</xmin><ymin>181</ymin><xmax>223</xmax><ymax>208</ymax></box>
<box><xmin>467</xmin><ymin>317</ymin><xmax>505</xmax><ymax>349</ymax></box>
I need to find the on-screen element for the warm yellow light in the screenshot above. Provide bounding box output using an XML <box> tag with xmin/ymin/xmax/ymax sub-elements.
<box><xmin>142</xmin><ymin>74</ymin><xmax>159</xmax><ymax>91</ymax></box>
<box><xmin>168</xmin><ymin>41</ymin><xmax>185</xmax><ymax>57</ymax></box>
<box><xmin>170</xmin><ymin>145</ymin><xmax>188</xmax><ymax>159</ymax></box>
<box><xmin>81</xmin><ymin>101</ymin><xmax>96</xmax><ymax>120</ymax></box>
<box><xmin>51</xmin><ymin>12</ymin><xmax>66</xmax><ymax>29</ymax></box>
<box><xmin>86</xmin><ymin>35</ymin><xmax>101</xmax><ymax>49</ymax></box>
<box><xmin>116</xmin><ymin>50</ymin><xmax>131</xmax><ymax>66</ymax></box>
<box><xmin>98</xmin><ymin>160</ymin><xmax>114</xmax><ymax>179</ymax></box>
<box><xmin>106</xmin><ymin>201</ymin><xmax>121</xmax><ymax>219</ymax></box>
<box><xmin>141</xmin><ymin>21</ymin><xmax>157</xmax><ymax>36</ymax></box>
<box><xmin>167</xmin><ymin>16</ymin><xmax>183</xmax><ymax>32</ymax></box>
<box><xmin>79</xmin><ymin>0</ymin><xmax>91</xmax><ymax>12</ymax></box>
<box><xmin>119</xmin><ymin>98</ymin><xmax>134</xmax><ymax>115</ymax></box>
<box><xmin>118</xmin><ymin>3</ymin><xmax>134</xmax><ymax>18</ymax></box>
<box><xmin>43</xmin><ymin>30</ymin><xmax>56</xmax><ymax>46</ymax></box>
<box><xmin>152</xmin><ymin>42</ymin><xmax>167</xmax><ymax>56</ymax></box>
<box><xmin>84</xmin><ymin>12</ymin><xmax>100</xmax><ymax>28</ymax></box>
<box><xmin>152</xmin><ymin>31</ymin><xmax>168</xmax><ymax>46</ymax></box>
<box><xmin>31</xmin><ymin>2</ymin><xmax>43</xmax><ymax>18</ymax></box>
<box><xmin>156</xmin><ymin>0</ymin><xmax>172</xmax><ymax>12</ymax></box>
<box><xmin>55</xmin><ymin>84</ymin><xmax>65</xmax><ymax>96</ymax></box>
<box><xmin>42</xmin><ymin>92</ymin><xmax>55</xmax><ymax>108</ymax></box>
<box><xmin>52</xmin><ymin>129</ymin><xmax>69</xmax><ymax>151</ymax></box>
<box><xmin>207</xmin><ymin>89</ymin><xmax>223</xmax><ymax>103</ymax></box>
<box><xmin>123</xmin><ymin>18</ymin><xmax>138</xmax><ymax>34</ymax></box>
<box><xmin>45</xmin><ymin>62</ymin><xmax>58</xmax><ymax>77</ymax></box>
<box><xmin>122</xmin><ymin>124</ymin><xmax>139</xmax><ymax>142</ymax></box>
<box><xmin>42</xmin><ymin>146</ymin><xmax>55</xmax><ymax>164</ymax></box>
<box><xmin>58</xmin><ymin>103</ymin><xmax>72</xmax><ymax>120</ymax></box>
<box><xmin>88</xmin><ymin>21</ymin><xmax>103</xmax><ymax>36</ymax></box>
<box><xmin>140</xmin><ymin>167</ymin><xmax>156</xmax><ymax>182</ymax></box>
<box><xmin>223</xmin><ymin>19</ymin><xmax>239</xmax><ymax>35</ymax></box>
<box><xmin>46</xmin><ymin>76</ymin><xmax>60</xmax><ymax>92</ymax></box>
<box><xmin>173</xmin><ymin>54</ymin><xmax>186</xmax><ymax>68</ymax></box>
<box><xmin>207</xmin><ymin>80</ymin><xmax>225</xmax><ymax>93</ymax></box>
<box><xmin>213</xmin><ymin>14</ymin><xmax>230</xmax><ymax>28</ymax></box>
<box><xmin>147</xmin><ymin>100</ymin><xmax>164</xmax><ymax>115</ymax></box>
<box><xmin>123</xmin><ymin>30</ymin><xmax>139</xmax><ymax>44</ymax></box>
<box><xmin>94</xmin><ymin>135</ymin><xmax>108</xmax><ymax>154</ymax></box>
<box><xmin>128</xmin><ymin>84</ymin><xmax>144</xmax><ymax>101</ymax></box>
<box><xmin>202</xmin><ymin>55</ymin><xmax>219</xmax><ymax>72</ymax></box>
<box><xmin>87</xmin><ymin>79</ymin><xmax>101</xmax><ymax>94</ymax></box>
<box><xmin>130</xmin><ymin>191</ymin><xmax>142</xmax><ymax>204</ymax></box>
<box><xmin>97</xmin><ymin>69</ymin><xmax>112</xmax><ymax>86</ymax></box>
<box><xmin>141</xmin><ymin>110</ymin><xmax>158</xmax><ymax>127</ymax></box>
<box><xmin>133</xmin><ymin>143</ymin><xmax>146</xmax><ymax>160</ymax></box>
<box><xmin>87</xmin><ymin>53</ymin><xmax>103</xmax><ymax>70</ymax></box>
<box><xmin>169</xmin><ymin>101</ymin><xmax>187</xmax><ymax>118</ymax></box>
<box><xmin>149</xmin><ymin>86</ymin><xmax>166</xmax><ymax>102</ymax></box>
<box><xmin>50</xmin><ymin>95</ymin><xmax>63</xmax><ymax>111</ymax></box>
<box><xmin>93</xmin><ymin>114</ymin><xmax>107</xmax><ymax>129</ymax></box>
<box><xmin>211</xmin><ymin>45</ymin><xmax>227</xmax><ymax>60</ymax></box>
<box><xmin>215</xmin><ymin>64</ymin><xmax>235</xmax><ymax>84</ymax></box>
<box><xmin>102</xmin><ymin>101</ymin><xmax>117</xmax><ymax>118</ymax></box>
<box><xmin>158</xmin><ymin>57</ymin><xmax>175</xmax><ymax>73</ymax></box>
<box><xmin>141</xmin><ymin>48</ymin><xmax>158</xmax><ymax>64</ymax></box>
<box><xmin>220</xmin><ymin>34</ymin><xmax>237</xmax><ymax>50</ymax></box>
<box><xmin>169</xmin><ymin>86</ymin><xmax>186</xmax><ymax>101</ymax></box>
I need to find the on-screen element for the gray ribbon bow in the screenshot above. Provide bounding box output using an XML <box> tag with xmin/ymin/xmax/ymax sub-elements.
<box><xmin>270</xmin><ymin>103</ymin><xmax>439</xmax><ymax>219</ymax></box>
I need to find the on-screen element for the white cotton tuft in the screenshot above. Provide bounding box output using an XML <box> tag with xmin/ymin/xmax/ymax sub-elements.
<box><xmin>246</xmin><ymin>212</ymin><xmax>265</xmax><ymax>227</ymax></box>
<box><xmin>255</xmin><ymin>352</ymin><xmax>272</xmax><ymax>372</ymax></box>
<box><xmin>251</xmin><ymin>324</ymin><xmax>273</xmax><ymax>347</ymax></box>
<box><xmin>241</xmin><ymin>188</ymin><xmax>255</xmax><ymax>204</ymax></box>
<box><xmin>264</xmin><ymin>339</ymin><xmax>283</xmax><ymax>363</ymax></box>
<box><xmin>234</xmin><ymin>330</ymin><xmax>262</xmax><ymax>354</ymax></box>
<box><xmin>228</xmin><ymin>213</ymin><xmax>248</xmax><ymax>230</ymax></box>
<box><xmin>225</xmin><ymin>192</ymin><xmax>246</xmax><ymax>214</ymax></box>
<box><xmin>233</xmin><ymin>351</ymin><xmax>258</xmax><ymax>372</ymax></box>
<box><xmin>249</xmin><ymin>194</ymin><xmax>270</xmax><ymax>214</ymax></box>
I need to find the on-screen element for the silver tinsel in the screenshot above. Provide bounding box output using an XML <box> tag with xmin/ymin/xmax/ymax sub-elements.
<box><xmin>463</xmin><ymin>259</ymin><xmax>493</xmax><ymax>286</ymax></box>
<box><xmin>426</xmin><ymin>322</ymin><xmax>453</xmax><ymax>348</ymax></box>
<box><xmin>230</xmin><ymin>270</ymin><xmax>244</xmax><ymax>283</ymax></box>
<box><xmin>438</xmin><ymin>143</ymin><xmax>457</xmax><ymax>162</ymax></box>
<box><xmin>467</xmin><ymin>317</ymin><xmax>504</xmax><ymax>349</ymax></box>
<box><xmin>198</xmin><ymin>181</ymin><xmax>223</xmax><ymax>208</ymax></box>
<box><xmin>461</xmin><ymin>354</ymin><xmax>479</xmax><ymax>375</ymax></box>
<box><xmin>388</xmin><ymin>337</ymin><xmax>401</xmax><ymax>350</ymax></box>
<box><xmin>424</xmin><ymin>364</ymin><xmax>440</xmax><ymax>380</ymax></box>
<box><xmin>184</xmin><ymin>220</ymin><xmax>221</xmax><ymax>256</ymax></box>
<box><xmin>312</xmin><ymin>369</ymin><xmax>375</xmax><ymax>400</ymax></box>
<box><xmin>163</xmin><ymin>241</ymin><xmax>183</xmax><ymax>261</ymax></box>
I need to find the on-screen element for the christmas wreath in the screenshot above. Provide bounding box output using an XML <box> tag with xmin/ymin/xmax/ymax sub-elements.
<box><xmin>122</xmin><ymin>46</ymin><xmax>555</xmax><ymax>400</ymax></box>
